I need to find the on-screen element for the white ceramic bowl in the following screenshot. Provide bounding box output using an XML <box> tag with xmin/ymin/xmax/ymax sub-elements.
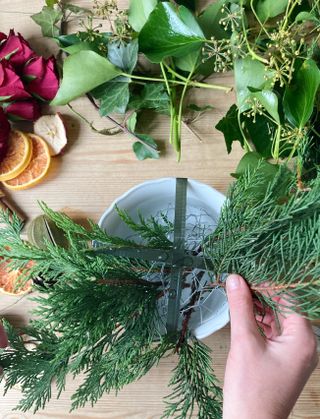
<box><xmin>99</xmin><ymin>178</ymin><xmax>229</xmax><ymax>339</ymax></box>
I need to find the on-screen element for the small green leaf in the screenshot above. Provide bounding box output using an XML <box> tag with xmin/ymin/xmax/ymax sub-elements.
<box><xmin>256</xmin><ymin>0</ymin><xmax>288</xmax><ymax>22</ymax></box>
<box><xmin>215</xmin><ymin>104</ymin><xmax>243</xmax><ymax>153</ymax></box>
<box><xmin>197</xmin><ymin>0</ymin><xmax>228</xmax><ymax>40</ymax></box>
<box><xmin>99</xmin><ymin>82</ymin><xmax>130</xmax><ymax>116</ymax></box>
<box><xmin>129</xmin><ymin>83</ymin><xmax>170</xmax><ymax>114</ymax></box>
<box><xmin>107</xmin><ymin>39</ymin><xmax>138</xmax><ymax>73</ymax></box>
<box><xmin>283</xmin><ymin>59</ymin><xmax>320</xmax><ymax>128</ymax></box>
<box><xmin>127</xmin><ymin>112</ymin><xmax>137</xmax><ymax>132</ymax></box>
<box><xmin>0</xmin><ymin>95</ymin><xmax>12</xmax><ymax>102</ymax></box>
<box><xmin>295</xmin><ymin>11</ymin><xmax>319</xmax><ymax>23</ymax></box>
<box><xmin>175</xmin><ymin>0</ymin><xmax>196</xmax><ymax>12</ymax></box>
<box><xmin>45</xmin><ymin>0</ymin><xmax>58</xmax><ymax>7</ymax></box>
<box><xmin>62</xmin><ymin>42</ymin><xmax>100</xmax><ymax>55</ymax></box>
<box><xmin>244</xmin><ymin>114</ymin><xmax>273</xmax><ymax>158</ymax></box>
<box><xmin>51</xmin><ymin>51</ymin><xmax>122</xmax><ymax>106</ymax></box>
<box><xmin>133</xmin><ymin>134</ymin><xmax>159</xmax><ymax>160</ymax></box>
<box><xmin>65</xmin><ymin>4</ymin><xmax>92</xmax><ymax>14</ymax></box>
<box><xmin>187</xmin><ymin>104</ymin><xmax>214</xmax><ymax>112</ymax></box>
<box><xmin>234</xmin><ymin>58</ymin><xmax>274</xmax><ymax>112</ymax></box>
<box><xmin>128</xmin><ymin>0</ymin><xmax>157</xmax><ymax>32</ymax></box>
<box><xmin>250</xmin><ymin>90</ymin><xmax>280</xmax><ymax>123</ymax></box>
<box><xmin>31</xmin><ymin>6</ymin><xmax>63</xmax><ymax>38</ymax></box>
<box><xmin>139</xmin><ymin>2</ymin><xmax>204</xmax><ymax>63</ymax></box>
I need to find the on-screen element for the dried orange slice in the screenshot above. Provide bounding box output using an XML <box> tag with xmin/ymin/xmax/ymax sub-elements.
<box><xmin>0</xmin><ymin>258</ymin><xmax>33</xmax><ymax>295</ymax></box>
<box><xmin>3</xmin><ymin>134</ymin><xmax>51</xmax><ymax>191</ymax></box>
<box><xmin>0</xmin><ymin>130</ymin><xmax>32</xmax><ymax>181</ymax></box>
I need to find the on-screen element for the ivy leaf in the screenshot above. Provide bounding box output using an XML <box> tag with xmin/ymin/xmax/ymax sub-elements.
<box><xmin>107</xmin><ymin>39</ymin><xmax>138</xmax><ymax>73</ymax></box>
<box><xmin>249</xmin><ymin>89</ymin><xmax>280</xmax><ymax>123</ymax></box>
<box><xmin>244</xmin><ymin>114</ymin><xmax>273</xmax><ymax>158</ymax></box>
<box><xmin>64</xmin><ymin>4</ymin><xmax>92</xmax><ymax>14</ymax></box>
<box><xmin>45</xmin><ymin>0</ymin><xmax>58</xmax><ymax>7</ymax></box>
<box><xmin>174</xmin><ymin>6</ymin><xmax>204</xmax><ymax>71</ymax></box>
<box><xmin>62</xmin><ymin>42</ymin><xmax>101</xmax><ymax>55</ymax></box>
<box><xmin>283</xmin><ymin>59</ymin><xmax>320</xmax><ymax>128</ymax></box>
<box><xmin>126</xmin><ymin>112</ymin><xmax>137</xmax><ymax>132</ymax></box>
<box><xmin>234</xmin><ymin>58</ymin><xmax>274</xmax><ymax>112</ymax></box>
<box><xmin>51</xmin><ymin>51</ymin><xmax>121</xmax><ymax>106</ymax></box>
<box><xmin>31</xmin><ymin>6</ymin><xmax>63</xmax><ymax>38</ymax></box>
<box><xmin>98</xmin><ymin>82</ymin><xmax>130</xmax><ymax>116</ymax></box>
<box><xmin>295</xmin><ymin>11</ymin><xmax>320</xmax><ymax>23</ymax></box>
<box><xmin>139</xmin><ymin>2</ymin><xmax>204</xmax><ymax>63</ymax></box>
<box><xmin>175</xmin><ymin>0</ymin><xmax>196</xmax><ymax>12</ymax></box>
<box><xmin>197</xmin><ymin>0</ymin><xmax>228</xmax><ymax>40</ymax></box>
<box><xmin>187</xmin><ymin>104</ymin><xmax>214</xmax><ymax>112</ymax></box>
<box><xmin>128</xmin><ymin>0</ymin><xmax>157</xmax><ymax>32</ymax></box>
<box><xmin>129</xmin><ymin>83</ymin><xmax>170</xmax><ymax>114</ymax></box>
<box><xmin>256</xmin><ymin>0</ymin><xmax>288</xmax><ymax>22</ymax></box>
<box><xmin>235</xmin><ymin>151</ymin><xmax>291</xmax><ymax>201</ymax></box>
<box><xmin>133</xmin><ymin>134</ymin><xmax>160</xmax><ymax>160</ymax></box>
<box><xmin>215</xmin><ymin>104</ymin><xmax>243</xmax><ymax>153</ymax></box>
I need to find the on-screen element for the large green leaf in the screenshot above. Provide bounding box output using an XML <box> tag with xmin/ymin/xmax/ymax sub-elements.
<box><xmin>51</xmin><ymin>51</ymin><xmax>121</xmax><ymax>105</ymax></box>
<box><xmin>31</xmin><ymin>6</ymin><xmax>62</xmax><ymax>38</ymax></box>
<box><xmin>234</xmin><ymin>58</ymin><xmax>274</xmax><ymax>112</ymax></box>
<box><xmin>215</xmin><ymin>104</ymin><xmax>244</xmax><ymax>153</ymax></box>
<box><xmin>128</xmin><ymin>0</ymin><xmax>157</xmax><ymax>32</ymax></box>
<box><xmin>139</xmin><ymin>2</ymin><xmax>204</xmax><ymax>63</ymax></box>
<box><xmin>99</xmin><ymin>83</ymin><xmax>130</xmax><ymax>116</ymax></box>
<box><xmin>283</xmin><ymin>59</ymin><xmax>320</xmax><ymax>128</ymax></box>
<box><xmin>256</xmin><ymin>0</ymin><xmax>288</xmax><ymax>22</ymax></box>
<box><xmin>107</xmin><ymin>39</ymin><xmax>138</xmax><ymax>73</ymax></box>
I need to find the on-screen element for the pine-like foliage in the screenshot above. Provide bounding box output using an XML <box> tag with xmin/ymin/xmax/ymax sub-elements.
<box><xmin>0</xmin><ymin>164</ymin><xmax>319</xmax><ymax>418</ymax></box>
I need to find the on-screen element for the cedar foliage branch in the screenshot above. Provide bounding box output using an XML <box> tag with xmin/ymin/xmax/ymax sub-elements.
<box><xmin>0</xmin><ymin>165</ymin><xmax>320</xmax><ymax>417</ymax></box>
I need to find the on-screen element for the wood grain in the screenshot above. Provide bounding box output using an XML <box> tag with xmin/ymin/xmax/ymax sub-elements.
<box><xmin>0</xmin><ymin>1</ymin><xmax>319</xmax><ymax>418</ymax></box>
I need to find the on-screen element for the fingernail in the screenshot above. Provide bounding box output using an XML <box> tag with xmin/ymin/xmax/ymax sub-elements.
<box><xmin>227</xmin><ymin>274</ymin><xmax>241</xmax><ymax>291</ymax></box>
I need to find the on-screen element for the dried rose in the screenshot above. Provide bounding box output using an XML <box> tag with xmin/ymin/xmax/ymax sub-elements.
<box><xmin>0</xmin><ymin>108</ymin><xmax>10</xmax><ymax>162</ymax></box>
<box><xmin>0</xmin><ymin>29</ymin><xmax>35</xmax><ymax>72</ymax></box>
<box><xmin>4</xmin><ymin>100</ymin><xmax>41</xmax><ymax>121</ymax></box>
<box><xmin>23</xmin><ymin>56</ymin><xmax>59</xmax><ymax>101</ymax></box>
<box><xmin>0</xmin><ymin>61</ymin><xmax>31</xmax><ymax>101</ymax></box>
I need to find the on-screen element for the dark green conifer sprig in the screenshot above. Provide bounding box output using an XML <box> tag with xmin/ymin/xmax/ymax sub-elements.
<box><xmin>0</xmin><ymin>164</ymin><xmax>320</xmax><ymax>417</ymax></box>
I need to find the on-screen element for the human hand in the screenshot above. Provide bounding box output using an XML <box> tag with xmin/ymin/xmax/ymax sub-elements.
<box><xmin>223</xmin><ymin>274</ymin><xmax>318</xmax><ymax>419</ymax></box>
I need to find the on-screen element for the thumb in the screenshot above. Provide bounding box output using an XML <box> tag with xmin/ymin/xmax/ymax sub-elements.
<box><xmin>226</xmin><ymin>274</ymin><xmax>258</xmax><ymax>342</ymax></box>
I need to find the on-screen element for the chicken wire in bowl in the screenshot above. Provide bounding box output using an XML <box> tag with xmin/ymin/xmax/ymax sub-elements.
<box><xmin>99</xmin><ymin>178</ymin><xmax>229</xmax><ymax>340</ymax></box>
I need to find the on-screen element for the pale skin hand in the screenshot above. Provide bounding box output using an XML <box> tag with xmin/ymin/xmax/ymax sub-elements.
<box><xmin>223</xmin><ymin>274</ymin><xmax>319</xmax><ymax>419</ymax></box>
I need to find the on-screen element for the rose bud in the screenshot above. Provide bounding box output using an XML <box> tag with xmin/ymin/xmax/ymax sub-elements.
<box><xmin>0</xmin><ymin>61</ymin><xmax>31</xmax><ymax>101</ymax></box>
<box><xmin>4</xmin><ymin>99</ymin><xmax>41</xmax><ymax>121</ymax></box>
<box><xmin>23</xmin><ymin>56</ymin><xmax>59</xmax><ymax>101</ymax></box>
<box><xmin>0</xmin><ymin>108</ymin><xmax>10</xmax><ymax>162</ymax></box>
<box><xmin>0</xmin><ymin>29</ymin><xmax>35</xmax><ymax>72</ymax></box>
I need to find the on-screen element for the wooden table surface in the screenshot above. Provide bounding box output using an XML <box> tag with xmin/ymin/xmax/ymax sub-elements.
<box><xmin>0</xmin><ymin>1</ymin><xmax>319</xmax><ymax>418</ymax></box>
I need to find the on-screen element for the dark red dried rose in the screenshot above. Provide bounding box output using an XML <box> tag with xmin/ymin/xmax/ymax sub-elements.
<box><xmin>23</xmin><ymin>56</ymin><xmax>59</xmax><ymax>101</ymax></box>
<box><xmin>0</xmin><ymin>29</ymin><xmax>35</xmax><ymax>72</ymax></box>
<box><xmin>4</xmin><ymin>100</ymin><xmax>41</xmax><ymax>121</ymax></box>
<box><xmin>0</xmin><ymin>61</ymin><xmax>31</xmax><ymax>101</ymax></box>
<box><xmin>0</xmin><ymin>108</ymin><xmax>10</xmax><ymax>162</ymax></box>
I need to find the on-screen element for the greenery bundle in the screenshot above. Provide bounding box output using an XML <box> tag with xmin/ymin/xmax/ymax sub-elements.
<box><xmin>0</xmin><ymin>159</ymin><xmax>319</xmax><ymax>417</ymax></box>
<box><xmin>31</xmin><ymin>0</ymin><xmax>320</xmax><ymax>166</ymax></box>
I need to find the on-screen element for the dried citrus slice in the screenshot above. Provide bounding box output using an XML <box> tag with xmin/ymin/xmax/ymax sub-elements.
<box><xmin>3</xmin><ymin>134</ymin><xmax>51</xmax><ymax>191</ymax></box>
<box><xmin>0</xmin><ymin>130</ymin><xmax>32</xmax><ymax>181</ymax></box>
<box><xmin>0</xmin><ymin>258</ymin><xmax>33</xmax><ymax>295</ymax></box>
